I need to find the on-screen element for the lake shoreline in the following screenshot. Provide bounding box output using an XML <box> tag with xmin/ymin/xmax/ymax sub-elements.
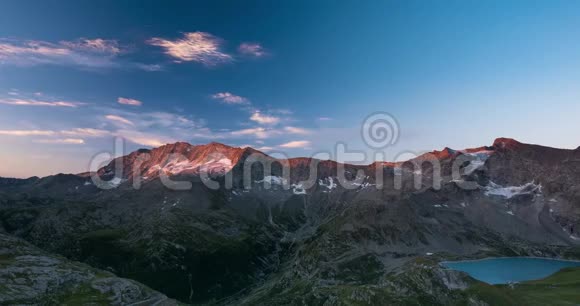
<box><xmin>440</xmin><ymin>256</ymin><xmax>580</xmax><ymax>284</ymax></box>
<box><xmin>440</xmin><ymin>256</ymin><xmax>580</xmax><ymax>265</ymax></box>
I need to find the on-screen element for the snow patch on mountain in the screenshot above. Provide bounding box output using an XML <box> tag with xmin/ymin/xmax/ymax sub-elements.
<box><xmin>318</xmin><ymin>177</ymin><xmax>337</xmax><ymax>190</ymax></box>
<box><xmin>198</xmin><ymin>158</ymin><xmax>233</xmax><ymax>174</ymax></box>
<box><xmin>148</xmin><ymin>157</ymin><xmax>233</xmax><ymax>176</ymax></box>
<box><xmin>461</xmin><ymin>150</ymin><xmax>493</xmax><ymax>174</ymax></box>
<box><xmin>357</xmin><ymin>182</ymin><xmax>375</xmax><ymax>190</ymax></box>
<box><xmin>256</xmin><ymin>176</ymin><xmax>287</xmax><ymax>185</ymax></box>
<box><xmin>97</xmin><ymin>177</ymin><xmax>125</xmax><ymax>189</ymax></box>
<box><xmin>484</xmin><ymin>181</ymin><xmax>541</xmax><ymax>199</ymax></box>
<box><xmin>292</xmin><ymin>183</ymin><xmax>306</xmax><ymax>195</ymax></box>
<box><xmin>160</xmin><ymin>159</ymin><xmax>197</xmax><ymax>174</ymax></box>
<box><xmin>345</xmin><ymin>175</ymin><xmax>376</xmax><ymax>191</ymax></box>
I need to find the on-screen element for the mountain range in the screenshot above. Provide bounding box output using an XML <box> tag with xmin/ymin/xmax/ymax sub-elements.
<box><xmin>1</xmin><ymin>137</ymin><xmax>580</xmax><ymax>305</ymax></box>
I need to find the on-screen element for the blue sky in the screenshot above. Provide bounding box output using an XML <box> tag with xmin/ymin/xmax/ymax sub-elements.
<box><xmin>1</xmin><ymin>0</ymin><xmax>580</xmax><ymax>177</ymax></box>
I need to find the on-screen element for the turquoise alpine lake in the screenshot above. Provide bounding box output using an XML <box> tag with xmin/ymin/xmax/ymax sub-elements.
<box><xmin>441</xmin><ymin>257</ymin><xmax>580</xmax><ymax>284</ymax></box>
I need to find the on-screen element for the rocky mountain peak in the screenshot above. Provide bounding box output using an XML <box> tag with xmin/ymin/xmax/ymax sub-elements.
<box><xmin>95</xmin><ymin>141</ymin><xmax>261</xmax><ymax>181</ymax></box>
<box><xmin>493</xmin><ymin>137</ymin><xmax>522</xmax><ymax>149</ymax></box>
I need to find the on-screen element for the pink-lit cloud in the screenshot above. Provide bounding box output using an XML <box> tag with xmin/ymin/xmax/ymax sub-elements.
<box><xmin>148</xmin><ymin>32</ymin><xmax>233</xmax><ymax>66</ymax></box>
<box><xmin>279</xmin><ymin>140</ymin><xmax>311</xmax><ymax>148</ymax></box>
<box><xmin>117</xmin><ymin>97</ymin><xmax>143</xmax><ymax>106</ymax></box>
<box><xmin>0</xmin><ymin>130</ymin><xmax>56</xmax><ymax>136</ymax></box>
<box><xmin>0</xmin><ymin>98</ymin><xmax>82</xmax><ymax>107</ymax></box>
<box><xmin>284</xmin><ymin>126</ymin><xmax>310</xmax><ymax>135</ymax></box>
<box><xmin>255</xmin><ymin>146</ymin><xmax>274</xmax><ymax>152</ymax></box>
<box><xmin>60</xmin><ymin>128</ymin><xmax>111</xmax><ymax>137</ymax></box>
<box><xmin>0</xmin><ymin>38</ymin><xmax>156</xmax><ymax>70</ymax></box>
<box><xmin>238</xmin><ymin>43</ymin><xmax>268</xmax><ymax>57</ymax></box>
<box><xmin>61</xmin><ymin>38</ymin><xmax>121</xmax><ymax>54</ymax></box>
<box><xmin>0</xmin><ymin>128</ymin><xmax>111</xmax><ymax>139</ymax></box>
<box><xmin>250</xmin><ymin>112</ymin><xmax>280</xmax><ymax>125</ymax></box>
<box><xmin>105</xmin><ymin>114</ymin><xmax>134</xmax><ymax>126</ymax></box>
<box><xmin>114</xmin><ymin>129</ymin><xmax>174</xmax><ymax>147</ymax></box>
<box><xmin>34</xmin><ymin>138</ymin><xmax>85</xmax><ymax>144</ymax></box>
<box><xmin>231</xmin><ymin>127</ymin><xmax>272</xmax><ymax>139</ymax></box>
<box><xmin>211</xmin><ymin>92</ymin><xmax>249</xmax><ymax>105</ymax></box>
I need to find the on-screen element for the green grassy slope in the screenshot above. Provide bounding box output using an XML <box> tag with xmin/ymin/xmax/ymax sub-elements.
<box><xmin>469</xmin><ymin>267</ymin><xmax>580</xmax><ymax>306</ymax></box>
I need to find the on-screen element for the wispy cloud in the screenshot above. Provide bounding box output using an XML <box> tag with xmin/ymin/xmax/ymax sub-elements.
<box><xmin>318</xmin><ymin>117</ymin><xmax>332</xmax><ymax>121</ymax></box>
<box><xmin>0</xmin><ymin>38</ymin><xmax>156</xmax><ymax>71</ymax></box>
<box><xmin>134</xmin><ymin>63</ymin><xmax>163</xmax><ymax>72</ymax></box>
<box><xmin>1</xmin><ymin>108</ymin><xmax>212</xmax><ymax>148</ymax></box>
<box><xmin>105</xmin><ymin>114</ymin><xmax>134</xmax><ymax>126</ymax></box>
<box><xmin>0</xmin><ymin>38</ymin><xmax>117</xmax><ymax>68</ymax></box>
<box><xmin>98</xmin><ymin>109</ymin><xmax>211</xmax><ymax>146</ymax></box>
<box><xmin>238</xmin><ymin>43</ymin><xmax>268</xmax><ymax>57</ymax></box>
<box><xmin>284</xmin><ymin>126</ymin><xmax>310</xmax><ymax>135</ymax></box>
<box><xmin>231</xmin><ymin>127</ymin><xmax>273</xmax><ymax>139</ymax></box>
<box><xmin>117</xmin><ymin>97</ymin><xmax>143</xmax><ymax>106</ymax></box>
<box><xmin>0</xmin><ymin>128</ymin><xmax>110</xmax><ymax>140</ymax></box>
<box><xmin>34</xmin><ymin>138</ymin><xmax>85</xmax><ymax>144</ymax></box>
<box><xmin>0</xmin><ymin>98</ymin><xmax>82</xmax><ymax>107</ymax></box>
<box><xmin>60</xmin><ymin>128</ymin><xmax>110</xmax><ymax>137</ymax></box>
<box><xmin>60</xmin><ymin>38</ymin><xmax>121</xmax><ymax>54</ymax></box>
<box><xmin>250</xmin><ymin>111</ymin><xmax>280</xmax><ymax>125</ymax></box>
<box><xmin>148</xmin><ymin>32</ymin><xmax>232</xmax><ymax>66</ymax></box>
<box><xmin>0</xmin><ymin>87</ymin><xmax>315</xmax><ymax>152</ymax></box>
<box><xmin>279</xmin><ymin>140</ymin><xmax>311</xmax><ymax>148</ymax></box>
<box><xmin>231</xmin><ymin>124</ymin><xmax>313</xmax><ymax>140</ymax></box>
<box><xmin>114</xmin><ymin>129</ymin><xmax>175</xmax><ymax>147</ymax></box>
<box><xmin>211</xmin><ymin>92</ymin><xmax>249</xmax><ymax>105</ymax></box>
<box><xmin>134</xmin><ymin>111</ymin><xmax>203</xmax><ymax>129</ymax></box>
<box><xmin>255</xmin><ymin>146</ymin><xmax>274</xmax><ymax>152</ymax></box>
<box><xmin>101</xmin><ymin>109</ymin><xmax>204</xmax><ymax>131</ymax></box>
<box><xmin>0</xmin><ymin>130</ymin><xmax>56</xmax><ymax>136</ymax></box>
<box><xmin>1</xmin><ymin>130</ymin><xmax>86</xmax><ymax>145</ymax></box>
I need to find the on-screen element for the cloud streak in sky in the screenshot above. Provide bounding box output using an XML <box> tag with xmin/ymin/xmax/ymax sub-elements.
<box><xmin>61</xmin><ymin>38</ymin><xmax>121</xmax><ymax>54</ymax></box>
<box><xmin>117</xmin><ymin>97</ymin><xmax>143</xmax><ymax>106</ymax></box>
<box><xmin>0</xmin><ymin>38</ymin><xmax>118</xmax><ymax>68</ymax></box>
<box><xmin>211</xmin><ymin>92</ymin><xmax>249</xmax><ymax>105</ymax></box>
<box><xmin>0</xmin><ymin>38</ymin><xmax>156</xmax><ymax>71</ymax></box>
<box><xmin>148</xmin><ymin>32</ymin><xmax>233</xmax><ymax>66</ymax></box>
<box><xmin>231</xmin><ymin>127</ymin><xmax>274</xmax><ymax>139</ymax></box>
<box><xmin>105</xmin><ymin>114</ymin><xmax>134</xmax><ymax>126</ymax></box>
<box><xmin>279</xmin><ymin>140</ymin><xmax>311</xmax><ymax>148</ymax></box>
<box><xmin>0</xmin><ymin>130</ymin><xmax>56</xmax><ymax>136</ymax></box>
<box><xmin>34</xmin><ymin>138</ymin><xmax>85</xmax><ymax>144</ymax></box>
<box><xmin>0</xmin><ymin>34</ymin><xmax>267</xmax><ymax>72</ymax></box>
<box><xmin>238</xmin><ymin>43</ymin><xmax>268</xmax><ymax>57</ymax></box>
<box><xmin>60</xmin><ymin>128</ymin><xmax>111</xmax><ymax>137</ymax></box>
<box><xmin>0</xmin><ymin>87</ymin><xmax>315</xmax><ymax>155</ymax></box>
<box><xmin>114</xmin><ymin>129</ymin><xmax>175</xmax><ymax>147</ymax></box>
<box><xmin>98</xmin><ymin>109</ymin><xmax>212</xmax><ymax>146</ymax></box>
<box><xmin>250</xmin><ymin>112</ymin><xmax>280</xmax><ymax>125</ymax></box>
<box><xmin>0</xmin><ymin>128</ymin><xmax>111</xmax><ymax>139</ymax></box>
<box><xmin>0</xmin><ymin>98</ymin><xmax>83</xmax><ymax>107</ymax></box>
<box><xmin>284</xmin><ymin>126</ymin><xmax>310</xmax><ymax>135</ymax></box>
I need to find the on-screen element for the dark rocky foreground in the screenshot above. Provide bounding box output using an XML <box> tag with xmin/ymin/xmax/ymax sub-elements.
<box><xmin>1</xmin><ymin>138</ymin><xmax>580</xmax><ymax>305</ymax></box>
<box><xmin>0</xmin><ymin>233</ymin><xmax>179</xmax><ymax>305</ymax></box>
